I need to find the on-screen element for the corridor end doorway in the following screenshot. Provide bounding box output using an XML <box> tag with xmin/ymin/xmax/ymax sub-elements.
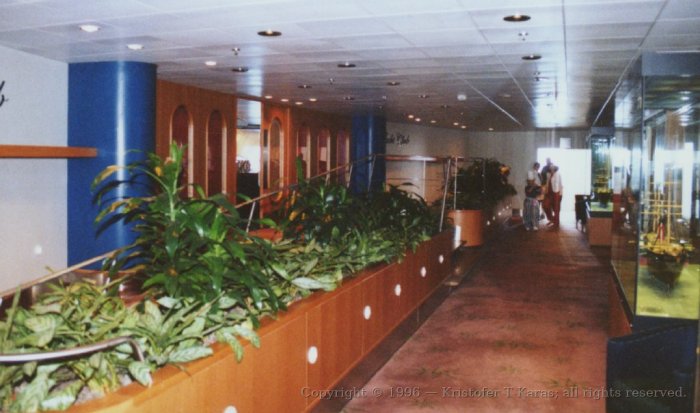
<box><xmin>537</xmin><ymin>148</ymin><xmax>592</xmax><ymax>224</ymax></box>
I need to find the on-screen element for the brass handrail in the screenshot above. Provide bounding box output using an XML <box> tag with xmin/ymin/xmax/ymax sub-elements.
<box><xmin>0</xmin><ymin>336</ymin><xmax>144</xmax><ymax>364</ymax></box>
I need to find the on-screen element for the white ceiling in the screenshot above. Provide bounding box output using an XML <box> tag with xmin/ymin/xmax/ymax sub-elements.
<box><xmin>1</xmin><ymin>0</ymin><xmax>699</xmax><ymax>131</ymax></box>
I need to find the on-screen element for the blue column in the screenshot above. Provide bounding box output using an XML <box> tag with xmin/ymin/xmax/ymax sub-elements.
<box><xmin>68</xmin><ymin>61</ymin><xmax>156</xmax><ymax>265</ymax></box>
<box><xmin>350</xmin><ymin>115</ymin><xmax>386</xmax><ymax>193</ymax></box>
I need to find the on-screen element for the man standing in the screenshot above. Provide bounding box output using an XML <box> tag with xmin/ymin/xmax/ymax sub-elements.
<box><xmin>527</xmin><ymin>162</ymin><xmax>542</xmax><ymax>186</ymax></box>
<box><xmin>548</xmin><ymin>165</ymin><xmax>563</xmax><ymax>228</ymax></box>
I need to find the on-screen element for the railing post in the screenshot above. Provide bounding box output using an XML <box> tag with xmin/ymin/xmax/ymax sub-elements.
<box><xmin>246</xmin><ymin>201</ymin><xmax>257</xmax><ymax>233</ymax></box>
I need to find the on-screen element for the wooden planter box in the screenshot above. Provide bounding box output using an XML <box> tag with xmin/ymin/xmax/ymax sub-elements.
<box><xmin>66</xmin><ymin>229</ymin><xmax>455</xmax><ymax>413</ymax></box>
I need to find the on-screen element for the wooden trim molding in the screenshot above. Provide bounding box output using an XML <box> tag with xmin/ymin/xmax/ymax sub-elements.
<box><xmin>0</xmin><ymin>144</ymin><xmax>97</xmax><ymax>158</ymax></box>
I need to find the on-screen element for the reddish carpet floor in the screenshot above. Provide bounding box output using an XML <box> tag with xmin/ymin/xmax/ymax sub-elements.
<box><xmin>343</xmin><ymin>216</ymin><xmax>609</xmax><ymax>413</ymax></box>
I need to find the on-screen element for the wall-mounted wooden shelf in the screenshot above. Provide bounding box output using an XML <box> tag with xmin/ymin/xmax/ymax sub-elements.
<box><xmin>0</xmin><ymin>145</ymin><xmax>97</xmax><ymax>158</ymax></box>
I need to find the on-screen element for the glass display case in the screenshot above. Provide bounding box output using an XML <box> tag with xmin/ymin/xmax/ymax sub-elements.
<box><xmin>589</xmin><ymin>128</ymin><xmax>614</xmax><ymax>214</ymax></box>
<box><xmin>610</xmin><ymin>52</ymin><xmax>700</xmax><ymax>321</ymax></box>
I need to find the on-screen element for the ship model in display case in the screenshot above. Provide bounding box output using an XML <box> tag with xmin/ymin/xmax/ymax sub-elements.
<box><xmin>639</xmin><ymin>190</ymin><xmax>693</xmax><ymax>289</ymax></box>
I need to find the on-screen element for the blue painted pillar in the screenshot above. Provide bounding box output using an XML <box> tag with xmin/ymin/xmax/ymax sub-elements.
<box><xmin>350</xmin><ymin>115</ymin><xmax>386</xmax><ymax>193</ymax></box>
<box><xmin>68</xmin><ymin>62</ymin><xmax>156</xmax><ymax>265</ymax></box>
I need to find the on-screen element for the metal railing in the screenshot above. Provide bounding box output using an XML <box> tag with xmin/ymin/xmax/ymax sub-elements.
<box><xmin>0</xmin><ymin>152</ymin><xmax>463</xmax><ymax>364</ymax></box>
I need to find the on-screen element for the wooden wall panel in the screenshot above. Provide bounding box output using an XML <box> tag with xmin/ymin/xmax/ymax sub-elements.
<box><xmin>361</xmin><ymin>263</ymin><xmax>403</xmax><ymax>353</ymax></box>
<box><xmin>288</xmin><ymin>107</ymin><xmax>352</xmax><ymax>184</ymax></box>
<box><xmin>156</xmin><ymin>80</ymin><xmax>237</xmax><ymax>198</ymax></box>
<box><xmin>306</xmin><ymin>282</ymin><xmax>365</xmax><ymax>405</ymax></box>
<box><xmin>252</xmin><ymin>316</ymin><xmax>308</xmax><ymax>412</ymax></box>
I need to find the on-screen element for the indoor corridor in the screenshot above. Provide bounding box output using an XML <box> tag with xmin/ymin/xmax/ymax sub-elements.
<box><xmin>343</xmin><ymin>213</ymin><xmax>609</xmax><ymax>413</ymax></box>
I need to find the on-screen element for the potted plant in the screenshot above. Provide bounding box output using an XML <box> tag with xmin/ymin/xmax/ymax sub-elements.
<box><xmin>446</xmin><ymin>158</ymin><xmax>516</xmax><ymax>246</ymax></box>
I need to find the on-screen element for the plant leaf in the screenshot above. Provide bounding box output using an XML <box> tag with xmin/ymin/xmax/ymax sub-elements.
<box><xmin>40</xmin><ymin>381</ymin><xmax>83</xmax><ymax>411</ymax></box>
<box><xmin>168</xmin><ymin>346</ymin><xmax>213</xmax><ymax>364</ymax></box>
<box><xmin>128</xmin><ymin>361</ymin><xmax>153</xmax><ymax>387</ymax></box>
<box><xmin>291</xmin><ymin>277</ymin><xmax>325</xmax><ymax>290</ymax></box>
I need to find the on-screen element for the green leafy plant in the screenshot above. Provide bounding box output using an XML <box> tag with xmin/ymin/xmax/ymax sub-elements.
<box><xmin>92</xmin><ymin>144</ymin><xmax>284</xmax><ymax>315</ymax></box>
<box><xmin>446</xmin><ymin>158</ymin><xmax>516</xmax><ymax>211</ymax></box>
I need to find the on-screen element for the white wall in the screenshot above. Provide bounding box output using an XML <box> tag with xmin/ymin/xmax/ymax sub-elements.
<box><xmin>385</xmin><ymin>122</ymin><xmax>590</xmax><ymax>207</ymax></box>
<box><xmin>0</xmin><ymin>45</ymin><xmax>68</xmax><ymax>292</ymax></box>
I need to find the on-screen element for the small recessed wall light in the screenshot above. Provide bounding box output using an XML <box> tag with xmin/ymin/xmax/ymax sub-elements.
<box><xmin>126</xmin><ymin>43</ymin><xmax>144</xmax><ymax>50</ymax></box>
<box><xmin>205</xmin><ymin>61</ymin><xmax>217</xmax><ymax>67</ymax></box>
<box><xmin>258</xmin><ymin>29</ymin><xmax>281</xmax><ymax>37</ymax></box>
<box><xmin>504</xmin><ymin>13</ymin><xmax>531</xmax><ymax>22</ymax></box>
<box><xmin>338</xmin><ymin>62</ymin><xmax>356</xmax><ymax>68</ymax></box>
<box><xmin>231</xmin><ymin>66</ymin><xmax>249</xmax><ymax>72</ymax></box>
<box><xmin>79</xmin><ymin>24</ymin><xmax>101</xmax><ymax>33</ymax></box>
<box><xmin>522</xmin><ymin>54</ymin><xmax>541</xmax><ymax>60</ymax></box>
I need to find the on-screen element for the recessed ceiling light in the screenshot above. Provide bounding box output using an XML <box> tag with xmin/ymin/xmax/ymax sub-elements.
<box><xmin>298</xmin><ymin>84</ymin><xmax>311</xmax><ymax>89</ymax></box>
<box><xmin>231</xmin><ymin>67</ymin><xmax>249</xmax><ymax>72</ymax></box>
<box><xmin>344</xmin><ymin>96</ymin><xmax>354</xmax><ymax>101</ymax></box>
<box><xmin>418</xmin><ymin>94</ymin><xmax>429</xmax><ymax>99</ymax></box>
<box><xmin>205</xmin><ymin>61</ymin><xmax>217</xmax><ymax>67</ymax></box>
<box><xmin>295</xmin><ymin>101</ymin><xmax>304</xmax><ymax>106</ymax></box>
<box><xmin>408</xmin><ymin>114</ymin><xmax>415</xmax><ymax>119</ymax></box>
<box><xmin>338</xmin><ymin>62</ymin><xmax>356</xmax><ymax>68</ymax></box>
<box><xmin>488</xmin><ymin>127</ymin><xmax>494</xmax><ymax>131</ymax></box>
<box><xmin>430</xmin><ymin>120</ymin><xmax>437</xmax><ymax>124</ymax></box>
<box><xmin>309</xmin><ymin>97</ymin><xmax>318</xmax><ymax>102</ymax></box>
<box><xmin>461</xmin><ymin>125</ymin><xmax>467</xmax><ymax>129</ymax></box>
<box><xmin>504</xmin><ymin>13</ymin><xmax>531</xmax><ymax>22</ymax></box>
<box><xmin>441</xmin><ymin>104</ymin><xmax>450</xmax><ymax>109</ymax></box>
<box><xmin>329</xmin><ymin>78</ymin><xmax>335</xmax><ymax>84</ymax></box>
<box><xmin>500</xmin><ymin>93</ymin><xmax>512</xmax><ymax>98</ymax></box>
<box><xmin>79</xmin><ymin>24</ymin><xmax>100</xmax><ymax>33</ymax></box>
<box><xmin>258</xmin><ymin>29</ymin><xmax>281</xmax><ymax>37</ymax></box>
<box><xmin>522</xmin><ymin>54</ymin><xmax>541</xmax><ymax>60</ymax></box>
<box><xmin>231</xmin><ymin>47</ymin><xmax>241</xmax><ymax>55</ymax></box>
<box><xmin>415</xmin><ymin>118</ymin><xmax>422</xmax><ymax>122</ymax></box>
<box><xmin>126</xmin><ymin>43</ymin><xmax>144</xmax><ymax>50</ymax></box>
<box><xmin>280</xmin><ymin>98</ymin><xmax>289</xmax><ymax>102</ymax></box>
<box><xmin>264</xmin><ymin>95</ymin><xmax>273</xmax><ymax>99</ymax></box>
<box><xmin>387</xmin><ymin>81</ymin><xmax>400</xmax><ymax>86</ymax></box>
<box><xmin>453</xmin><ymin>122</ymin><xmax>459</xmax><ymax>126</ymax></box>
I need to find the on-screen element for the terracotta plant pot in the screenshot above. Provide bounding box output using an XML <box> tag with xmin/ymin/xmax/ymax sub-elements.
<box><xmin>447</xmin><ymin>209</ymin><xmax>484</xmax><ymax>247</ymax></box>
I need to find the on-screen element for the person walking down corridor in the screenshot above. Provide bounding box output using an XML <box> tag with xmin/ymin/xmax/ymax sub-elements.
<box><xmin>548</xmin><ymin>165</ymin><xmax>563</xmax><ymax>228</ymax></box>
<box><xmin>523</xmin><ymin>179</ymin><xmax>542</xmax><ymax>231</ymax></box>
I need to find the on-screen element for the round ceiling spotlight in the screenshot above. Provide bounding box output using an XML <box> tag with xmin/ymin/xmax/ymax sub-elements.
<box><xmin>79</xmin><ymin>24</ymin><xmax>101</xmax><ymax>33</ymax></box>
<box><xmin>205</xmin><ymin>60</ymin><xmax>217</xmax><ymax>67</ymax></box>
<box><xmin>343</xmin><ymin>96</ymin><xmax>355</xmax><ymax>101</ymax></box>
<box><xmin>521</xmin><ymin>54</ymin><xmax>541</xmax><ymax>61</ymax></box>
<box><xmin>503</xmin><ymin>13</ymin><xmax>531</xmax><ymax>22</ymax></box>
<box><xmin>231</xmin><ymin>67</ymin><xmax>249</xmax><ymax>72</ymax></box>
<box><xmin>258</xmin><ymin>29</ymin><xmax>281</xmax><ymax>37</ymax></box>
<box><xmin>387</xmin><ymin>81</ymin><xmax>400</xmax><ymax>86</ymax></box>
<box><xmin>298</xmin><ymin>84</ymin><xmax>311</xmax><ymax>89</ymax></box>
<box><xmin>338</xmin><ymin>62</ymin><xmax>356</xmax><ymax>68</ymax></box>
<box><xmin>309</xmin><ymin>97</ymin><xmax>318</xmax><ymax>102</ymax></box>
<box><xmin>126</xmin><ymin>43</ymin><xmax>144</xmax><ymax>50</ymax></box>
<box><xmin>418</xmin><ymin>94</ymin><xmax>429</xmax><ymax>99</ymax></box>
